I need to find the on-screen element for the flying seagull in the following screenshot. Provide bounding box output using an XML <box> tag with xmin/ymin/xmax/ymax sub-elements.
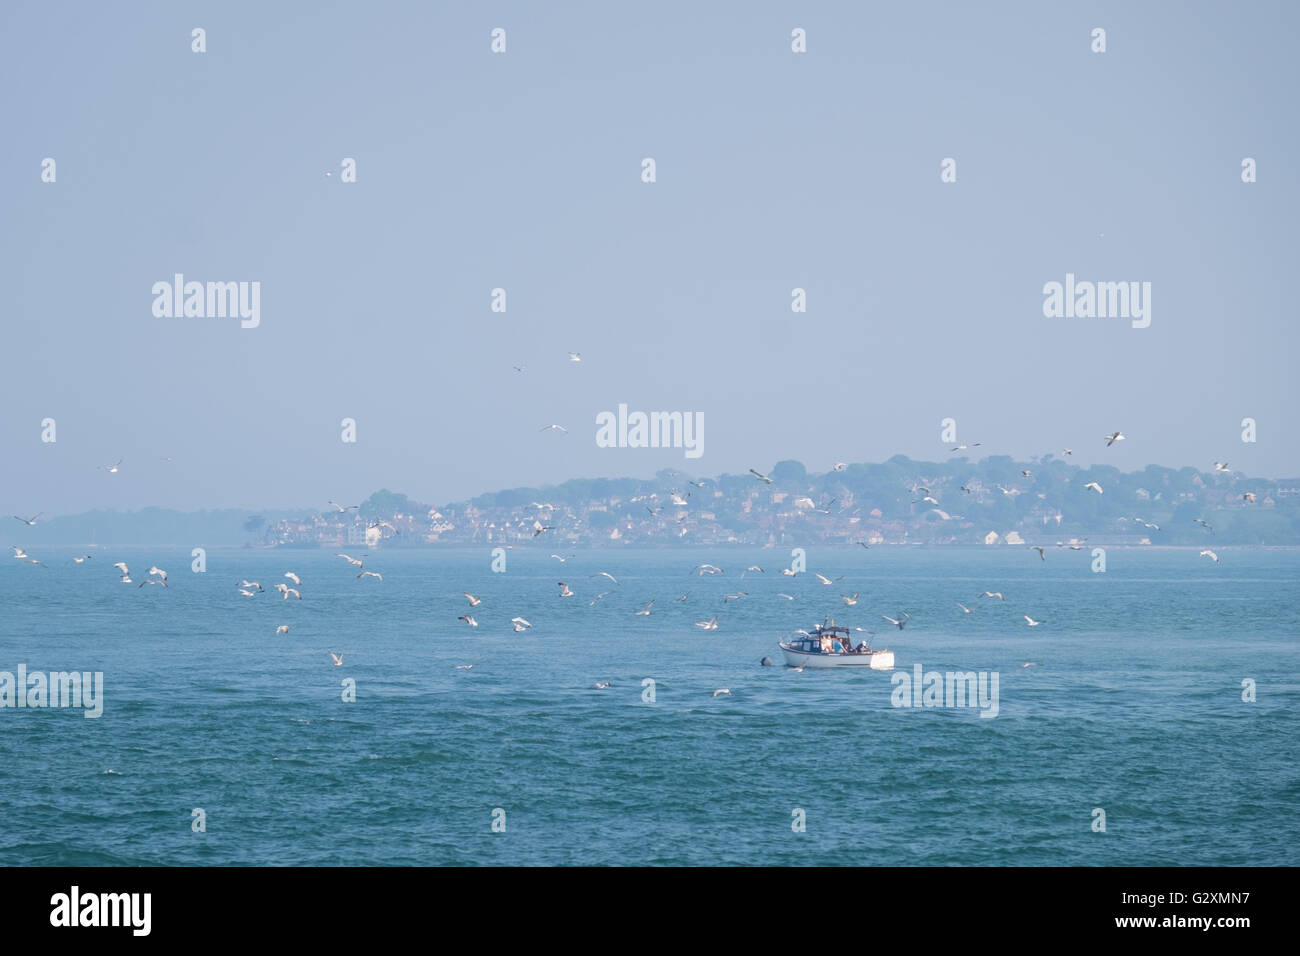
<box><xmin>635</xmin><ymin>601</ymin><xmax>655</xmax><ymax>616</ymax></box>
<box><xmin>330</xmin><ymin>653</ymin><xmax>344</xmax><ymax>666</ymax></box>
<box><xmin>276</xmin><ymin>625</ymin><xmax>290</xmax><ymax>635</ymax></box>
<box><xmin>557</xmin><ymin>582</ymin><xmax>574</xmax><ymax>597</ymax></box>
<box><xmin>458</xmin><ymin>614</ymin><xmax>478</xmax><ymax>627</ymax></box>
<box><xmin>336</xmin><ymin>553</ymin><xmax>364</xmax><ymax>567</ymax></box>
<box><xmin>99</xmin><ymin>459</ymin><xmax>122</xmax><ymax>473</ymax></box>
<box><xmin>1024</xmin><ymin>615</ymin><xmax>1044</xmax><ymax>627</ymax></box>
<box><xmin>285</xmin><ymin>572</ymin><xmax>302</xmax><ymax>586</ymax></box>
<box><xmin>1104</xmin><ymin>432</ymin><xmax>1126</xmax><ymax>447</ymax></box>
<box><xmin>882</xmin><ymin>613</ymin><xmax>909</xmax><ymax>630</ymax></box>
<box><xmin>1200</xmin><ymin>550</ymin><xmax>1219</xmax><ymax>563</ymax></box>
<box><xmin>749</xmin><ymin>468</ymin><xmax>773</xmax><ymax>484</ymax></box>
<box><xmin>12</xmin><ymin>514</ymin><xmax>41</xmax><ymax>526</ymax></box>
<box><xmin>695</xmin><ymin>617</ymin><xmax>719</xmax><ymax>630</ymax></box>
<box><xmin>1029</xmin><ymin>546</ymin><xmax>1046</xmax><ymax>561</ymax></box>
<box><xmin>539</xmin><ymin>424</ymin><xmax>568</xmax><ymax>433</ymax></box>
<box><xmin>979</xmin><ymin>591</ymin><xmax>1005</xmax><ymax>601</ymax></box>
<box><xmin>1084</xmin><ymin>482</ymin><xmax>1103</xmax><ymax>494</ymax></box>
<box><xmin>956</xmin><ymin>601</ymin><xmax>973</xmax><ymax>614</ymax></box>
<box><xmin>357</xmin><ymin>571</ymin><xmax>383</xmax><ymax>581</ymax></box>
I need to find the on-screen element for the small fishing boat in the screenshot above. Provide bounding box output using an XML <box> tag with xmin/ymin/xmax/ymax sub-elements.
<box><xmin>778</xmin><ymin>619</ymin><xmax>894</xmax><ymax>669</ymax></box>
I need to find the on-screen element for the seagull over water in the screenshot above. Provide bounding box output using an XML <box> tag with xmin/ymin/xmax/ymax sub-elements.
<box><xmin>330</xmin><ymin>653</ymin><xmax>344</xmax><ymax>666</ymax></box>
<box><xmin>695</xmin><ymin>617</ymin><xmax>719</xmax><ymax>630</ymax></box>
<box><xmin>1029</xmin><ymin>546</ymin><xmax>1046</xmax><ymax>561</ymax></box>
<box><xmin>1024</xmin><ymin>615</ymin><xmax>1044</xmax><ymax>627</ymax></box>
<box><xmin>882</xmin><ymin>613</ymin><xmax>909</xmax><ymax>629</ymax></box>
<box><xmin>1200</xmin><ymin>550</ymin><xmax>1219</xmax><ymax>563</ymax></box>
<box><xmin>12</xmin><ymin>514</ymin><xmax>41</xmax><ymax>526</ymax></box>
<box><xmin>357</xmin><ymin>571</ymin><xmax>383</xmax><ymax>581</ymax></box>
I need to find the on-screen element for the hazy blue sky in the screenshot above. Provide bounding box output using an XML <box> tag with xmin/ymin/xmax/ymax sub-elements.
<box><xmin>2</xmin><ymin>0</ymin><xmax>1296</xmax><ymax>514</ymax></box>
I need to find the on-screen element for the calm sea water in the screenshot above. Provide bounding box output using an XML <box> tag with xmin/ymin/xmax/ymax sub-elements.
<box><xmin>0</xmin><ymin>545</ymin><xmax>1296</xmax><ymax>866</ymax></box>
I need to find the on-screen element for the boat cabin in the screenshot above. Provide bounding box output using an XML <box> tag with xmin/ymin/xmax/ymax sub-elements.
<box><xmin>791</xmin><ymin>620</ymin><xmax>873</xmax><ymax>655</ymax></box>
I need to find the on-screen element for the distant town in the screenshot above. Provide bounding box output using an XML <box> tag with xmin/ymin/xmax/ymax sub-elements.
<box><xmin>246</xmin><ymin>456</ymin><xmax>1299</xmax><ymax>549</ymax></box>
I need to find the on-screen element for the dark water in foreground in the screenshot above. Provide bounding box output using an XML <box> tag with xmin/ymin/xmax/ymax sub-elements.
<box><xmin>0</xmin><ymin>546</ymin><xmax>1296</xmax><ymax>865</ymax></box>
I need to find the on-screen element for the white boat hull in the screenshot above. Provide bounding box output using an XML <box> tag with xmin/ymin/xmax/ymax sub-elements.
<box><xmin>779</xmin><ymin>643</ymin><xmax>894</xmax><ymax>669</ymax></box>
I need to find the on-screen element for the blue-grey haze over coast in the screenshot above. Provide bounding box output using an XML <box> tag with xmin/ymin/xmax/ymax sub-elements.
<box><xmin>1</xmin><ymin>1</ymin><xmax>1298</xmax><ymax>515</ymax></box>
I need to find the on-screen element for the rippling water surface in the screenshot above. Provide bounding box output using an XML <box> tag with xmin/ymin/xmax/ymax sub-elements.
<box><xmin>1</xmin><ymin>546</ymin><xmax>1296</xmax><ymax>865</ymax></box>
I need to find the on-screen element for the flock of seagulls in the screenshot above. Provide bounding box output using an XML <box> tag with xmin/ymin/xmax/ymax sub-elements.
<box><xmin>9</xmin><ymin>429</ymin><xmax>1246</xmax><ymax>690</ymax></box>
